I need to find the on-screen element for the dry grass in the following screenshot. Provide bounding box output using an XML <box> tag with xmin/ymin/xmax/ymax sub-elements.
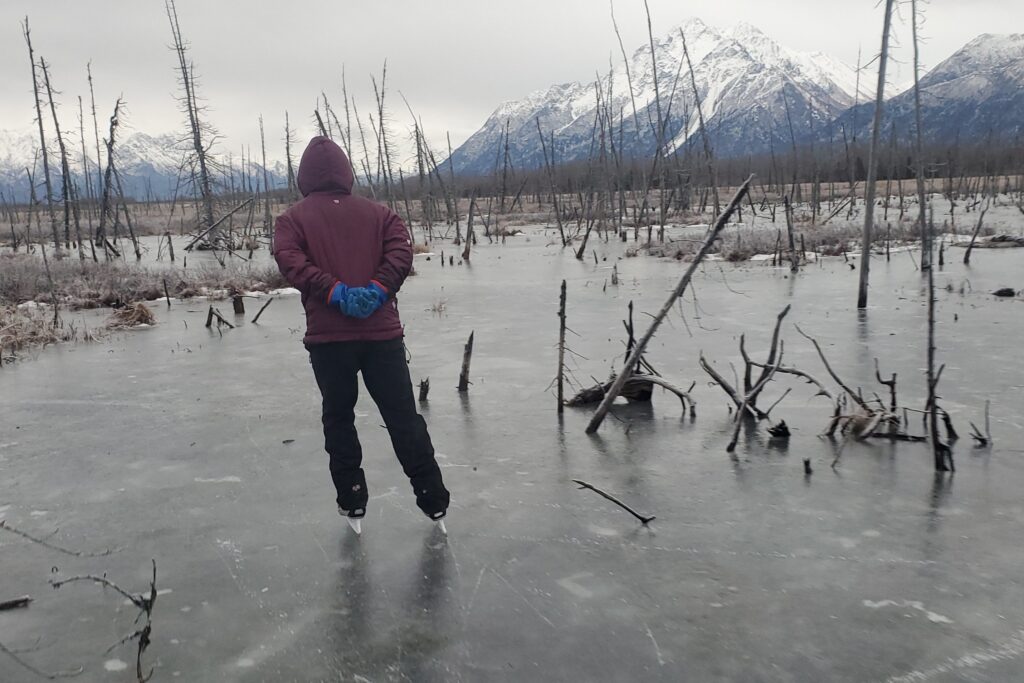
<box><xmin>0</xmin><ymin>254</ymin><xmax>289</xmax><ymax>309</ymax></box>
<box><xmin>0</xmin><ymin>305</ymin><xmax>98</xmax><ymax>363</ymax></box>
<box><xmin>106</xmin><ymin>302</ymin><xmax>157</xmax><ymax>329</ymax></box>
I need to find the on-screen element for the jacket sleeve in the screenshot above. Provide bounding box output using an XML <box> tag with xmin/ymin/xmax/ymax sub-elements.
<box><xmin>273</xmin><ymin>213</ymin><xmax>337</xmax><ymax>303</ymax></box>
<box><xmin>371</xmin><ymin>208</ymin><xmax>413</xmax><ymax>295</ymax></box>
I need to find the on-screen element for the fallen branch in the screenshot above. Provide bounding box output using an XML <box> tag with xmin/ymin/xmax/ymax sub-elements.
<box><xmin>727</xmin><ymin>342</ymin><xmax>784</xmax><ymax>452</ymax></box>
<box><xmin>250</xmin><ymin>296</ymin><xmax>275</xmax><ymax>324</ymax></box>
<box><xmin>0</xmin><ymin>640</ymin><xmax>82</xmax><ymax>679</ymax></box>
<box><xmin>0</xmin><ymin>520</ymin><xmax>117</xmax><ymax>557</ymax></box>
<box><xmin>566</xmin><ymin>375</ymin><xmax>696</xmax><ymax>415</ymax></box>
<box><xmin>572</xmin><ymin>479</ymin><xmax>655</xmax><ymax>525</ymax></box>
<box><xmin>51</xmin><ymin>559</ymin><xmax>157</xmax><ymax>683</ymax></box>
<box><xmin>747</xmin><ymin>361</ymin><xmax>833</xmax><ymax>400</ymax></box>
<box><xmin>0</xmin><ymin>595</ymin><xmax>32</xmax><ymax>611</ymax></box>
<box><xmin>586</xmin><ymin>175</ymin><xmax>754</xmax><ymax>434</ymax></box>
<box><xmin>183</xmin><ymin>197</ymin><xmax>254</xmax><ymax>251</ymax></box>
<box><xmin>795</xmin><ymin>324</ymin><xmax>869</xmax><ymax>410</ymax></box>
<box><xmin>869</xmin><ymin>432</ymin><xmax>926</xmax><ymax>442</ymax></box>
<box><xmin>699</xmin><ymin>352</ymin><xmax>765</xmax><ymax>419</ymax></box>
<box><xmin>205</xmin><ymin>305</ymin><xmax>234</xmax><ymax>329</ymax></box>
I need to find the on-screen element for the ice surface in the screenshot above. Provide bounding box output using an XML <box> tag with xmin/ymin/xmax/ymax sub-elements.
<box><xmin>2</xmin><ymin>228</ymin><xmax>1024</xmax><ymax>681</ymax></box>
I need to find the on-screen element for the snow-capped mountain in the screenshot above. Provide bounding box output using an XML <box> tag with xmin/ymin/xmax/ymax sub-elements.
<box><xmin>449</xmin><ymin>18</ymin><xmax>863</xmax><ymax>175</ymax></box>
<box><xmin>0</xmin><ymin>127</ymin><xmax>286</xmax><ymax>202</ymax></box>
<box><xmin>835</xmin><ymin>33</ymin><xmax>1024</xmax><ymax>145</ymax></box>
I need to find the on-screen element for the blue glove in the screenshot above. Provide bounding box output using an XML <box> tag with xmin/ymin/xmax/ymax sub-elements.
<box><xmin>346</xmin><ymin>281</ymin><xmax>388</xmax><ymax>319</ymax></box>
<box><xmin>327</xmin><ymin>282</ymin><xmax>351</xmax><ymax>314</ymax></box>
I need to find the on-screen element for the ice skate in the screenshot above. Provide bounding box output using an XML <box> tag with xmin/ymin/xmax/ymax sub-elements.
<box><xmin>339</xmin><ymin>506</ymin><xmax>365</xmax><ymax>536</ymax></box>
<box><xmin>429</xmin><ymin>510</ymin><xmax>447</xmax><ymax>535</ymax></box>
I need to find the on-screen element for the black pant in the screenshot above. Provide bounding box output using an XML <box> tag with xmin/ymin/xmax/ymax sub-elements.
<box><xmin>307</xmin><ymin>338</ymin><xmax>449</xmax><ymax>518</ymax></box>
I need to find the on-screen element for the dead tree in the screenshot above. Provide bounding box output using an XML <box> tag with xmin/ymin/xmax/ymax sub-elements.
<box><xmin>259</xmin><ymin>115</ymin><xmax>273</xmax><ymax>250</ymax></box>
<box><xmin>462</xmin><ymin>193</ymin><xmax>476</xmax><ymax>262</ymax></box>
<box><xmin>537</xmin><ymin>119</ymin><xmax>566</xmax><ymax>247</ymax></box>
<box><xmin>680</xmin><ymin>27</ymin><xmax>720</xmax><ymax>218</ymax></box>
<box><xmin>166</xmin><ymin>0</ymin><xmax>217</xmax><ymax>245</ymax></box>
<box><xmin>784</xmin><ymin>196</ymin><xmax>799</xmax><ymax>272</ymax></box>
<box><xmin>857</xmin><ymin>0</ymin><xmax>896</xmax><ymax>309</ymax></box>
<box><xmin>925</xmin><ymin>213</ymin><xmax>953</xmax><ymax>471</ymax></box>
<box><xmin>371</xmin><ymin>63</ymin><xmax>396</xmax><ymax>208</ymax></box>
<box><xmin>726</xmin><ymin>345</ymin><xmax>784</xmax><ymax>452</ymax></box>
<box><xmin>700</xmin><ymin>305</ymin><xmax>791</xmax><ymax>422</ymax></box>
<box><xmin>963</xmin><ymin>203</ymin><xmax>989</xmax><ymax>265</ymax></box>
<box><xmin>40</xmin><ymin>58</ymin><xmax>84</xmax><ymax>260</ymax></box>
<box><xmin>284</xmin><ymin>111</ymin><xmax>298</xmax><ymax>199</ymax></box>
<box><xmin>909</xmin><ymin>3</ymin><xmax>931</xmax><ymax>272</ymax></box>
<box><xmin>457</xmin><ymin>331</ymin><xmax>474</xmax><ymax>392</ymax></box>
<box><xmin>112</xmin><ymin>164</ymin><xmax>142</xmax><ymax>259</ymax></box>
<box><xmin>22</xmin><ymin>18</ymin><xmax>60</xmax><ymax>252</ymax></box>
<box><xmin>77</xmin><ymin>95</ymin><xmax>98</xmax><ymax>261</ymax></box>
<box><xmin>586</xmin><ymin>175</ymin><xmax>754</xmax><ymax>434</ymax></box>
<box><xmin>793</xmin><ymin>326</ymin><xmax>930</xmax><ymax>449</ymax></box>
<box><xmin>87</xmin><ymin>63</ymin><xmax>104</xmax><ymax>230</ymax></box>
<box><xmin>95</xmin><ymin>98</ymin><xmax>123</xmax><ymax>254</ymax></box>
<box><xmin>557</xmin><ymin>280</ymin><xmax>567</xmax><ymax>414</ymax></box>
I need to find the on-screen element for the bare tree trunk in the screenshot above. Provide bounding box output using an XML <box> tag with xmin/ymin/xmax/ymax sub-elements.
<box><xmin>22</xmin><ymin>18</ymin><xmax>60</xmax><ymax>253</ymax></box>
<box><xmin>371</xmin><ymin>63</ymin><xmax>396</xmax><ymax>208</ymax></box>
<box><xmin>77</xmin><ymin>95</ymin><xmax>97</xmax><ymax>262</ymax></box>
<box><xmin>537</xmin><ymin>120</ymin><xmax>566</xmax><ymax>246</ymax></box>
<box><xmin>784</xmin><ymin>196</ymin><xmax>798</xmax><ymax>272</ymax></box>
<box><xmin>166</xmin><ymin>0</ymin><xmax>216</xmax><ymax>245</ymax></box>
<box><xmin>284</xmin><ymin>111</ymin><xmax>298</xmax><ymax>199</ymax></box>
<box><xmin>95</xmin><ymin>98</ymin><xmax>123</xmax><ymax>256</ymax></box>
<box><xmin>259</xmin><ymin>115</ymin><xmax>273</xmax><ymax>250</ymax></box>
<box><xmin>457</xmin><ymin>331</ymin><xmax>475</xmax><ymax>393</ymax></box>
<box><xmin>963</xmin><ymin>205</ymin><xmax>988</xmax><ymax>265</ymax></box>
<box><xmin>911</xmin><ymin>1</ymin><xmax>931</xmax><ymax>271</ymax></box>
<box><xmin>557</xmin><ymin>280</ymin><xmax>567</xmax><ymax>415</ymax></box>
<box><xmin>40</xmin><ymin>58</ymin><xmax>83</xmax><ymax>260</ymax></box>
<box><xmin>857</xmin><ymin>0</ymin><xmax>896</xmax><ymax>309</ymax></box>
<box><xmin>680</xmin><ymin>28</ymin><xmax>720</xmax><ymax>219</ymax></box>
<box><xmin>112</xmin><ymin>164</ymin><xmax>141</xmax><ymax>260</ymax></box>
<box><xmin>462</xmin><ymin>193</ymin><xmax>476</xmax><ymax>262</ymax></box>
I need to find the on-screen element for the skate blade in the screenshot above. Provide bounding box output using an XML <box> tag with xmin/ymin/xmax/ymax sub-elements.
<box><xmin>347</xmin><ymin>518</ymin><xmax>362</xmax><ymax>535</ymax></box>
<box><xmin>436</xmin><ymin>520</ymin><xmax>447</xmax><ymax>535</ymax></box>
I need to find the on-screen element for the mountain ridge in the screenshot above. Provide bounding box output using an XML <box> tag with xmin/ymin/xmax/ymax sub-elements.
<box><xmin>448</xmin><ymin>21</ymin><xmax>1024</xmax><ymax>176</ymax></box>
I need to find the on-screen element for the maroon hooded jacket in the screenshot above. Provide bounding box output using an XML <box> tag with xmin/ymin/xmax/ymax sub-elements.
<box><xmin>274</xmin><ymin>137</ymin><xmax>412</xmax><ymax>344</ymax></box>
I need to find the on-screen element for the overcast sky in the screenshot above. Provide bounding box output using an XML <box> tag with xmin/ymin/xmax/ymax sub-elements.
<box><xmin>1</xmin><ymin>0</ymin><xmax>1020</xmax><ymax>163</ymax></box>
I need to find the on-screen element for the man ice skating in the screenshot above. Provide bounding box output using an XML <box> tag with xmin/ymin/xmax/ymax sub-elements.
<box><xmin>273</xmin><ymin>136</ymin><xmax>450</xmax><ymax>535</ymax></box>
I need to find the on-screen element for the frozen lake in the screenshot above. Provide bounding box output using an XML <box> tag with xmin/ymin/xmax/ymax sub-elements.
<box><xmin>2</xmin><ymin>230</ymin><xmax>1023</xmax><ymax>681</ymax></box>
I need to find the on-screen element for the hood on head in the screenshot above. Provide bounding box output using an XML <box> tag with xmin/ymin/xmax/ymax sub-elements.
<box><xmin>297</xmin><ymin>136</ymin><xmax>354</xmax><ymax>196</ymax></box>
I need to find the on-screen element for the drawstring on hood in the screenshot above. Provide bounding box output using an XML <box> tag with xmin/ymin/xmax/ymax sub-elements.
<box><xmin>297</xmin><ymin>136</ymin><xmax>355</xmax><ymax>197</ymax></box>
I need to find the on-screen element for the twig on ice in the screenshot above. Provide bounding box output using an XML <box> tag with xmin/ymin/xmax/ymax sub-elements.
<box><xmin>0</xmin><ymin>521</ymin><xmax>117</xmax><ymax>557</ymax></box>
<box><xmin>572</xmin><ymin>479</ymin><xmax>655</xmax><ymax>525</ymax></box>
<box><xmin>0</xmin><ymin>595</ymin><xmax>32</xmax><ymax>611</ymax></box>
<box><xmin>0</xmin><ymin>640</ymin><xmax>82</xmax><ymax>679</ymax></box>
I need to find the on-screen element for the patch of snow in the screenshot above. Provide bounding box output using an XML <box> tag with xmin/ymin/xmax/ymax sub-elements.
<box><xmin>863</xmin><ymin>599</ymin><xmax>954</xmax><ymax>624</ymax></box>
<box><xmin>104</xmin><ymin>659</ymin><xmax>128</xmax><ymax>672</ymax></box>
